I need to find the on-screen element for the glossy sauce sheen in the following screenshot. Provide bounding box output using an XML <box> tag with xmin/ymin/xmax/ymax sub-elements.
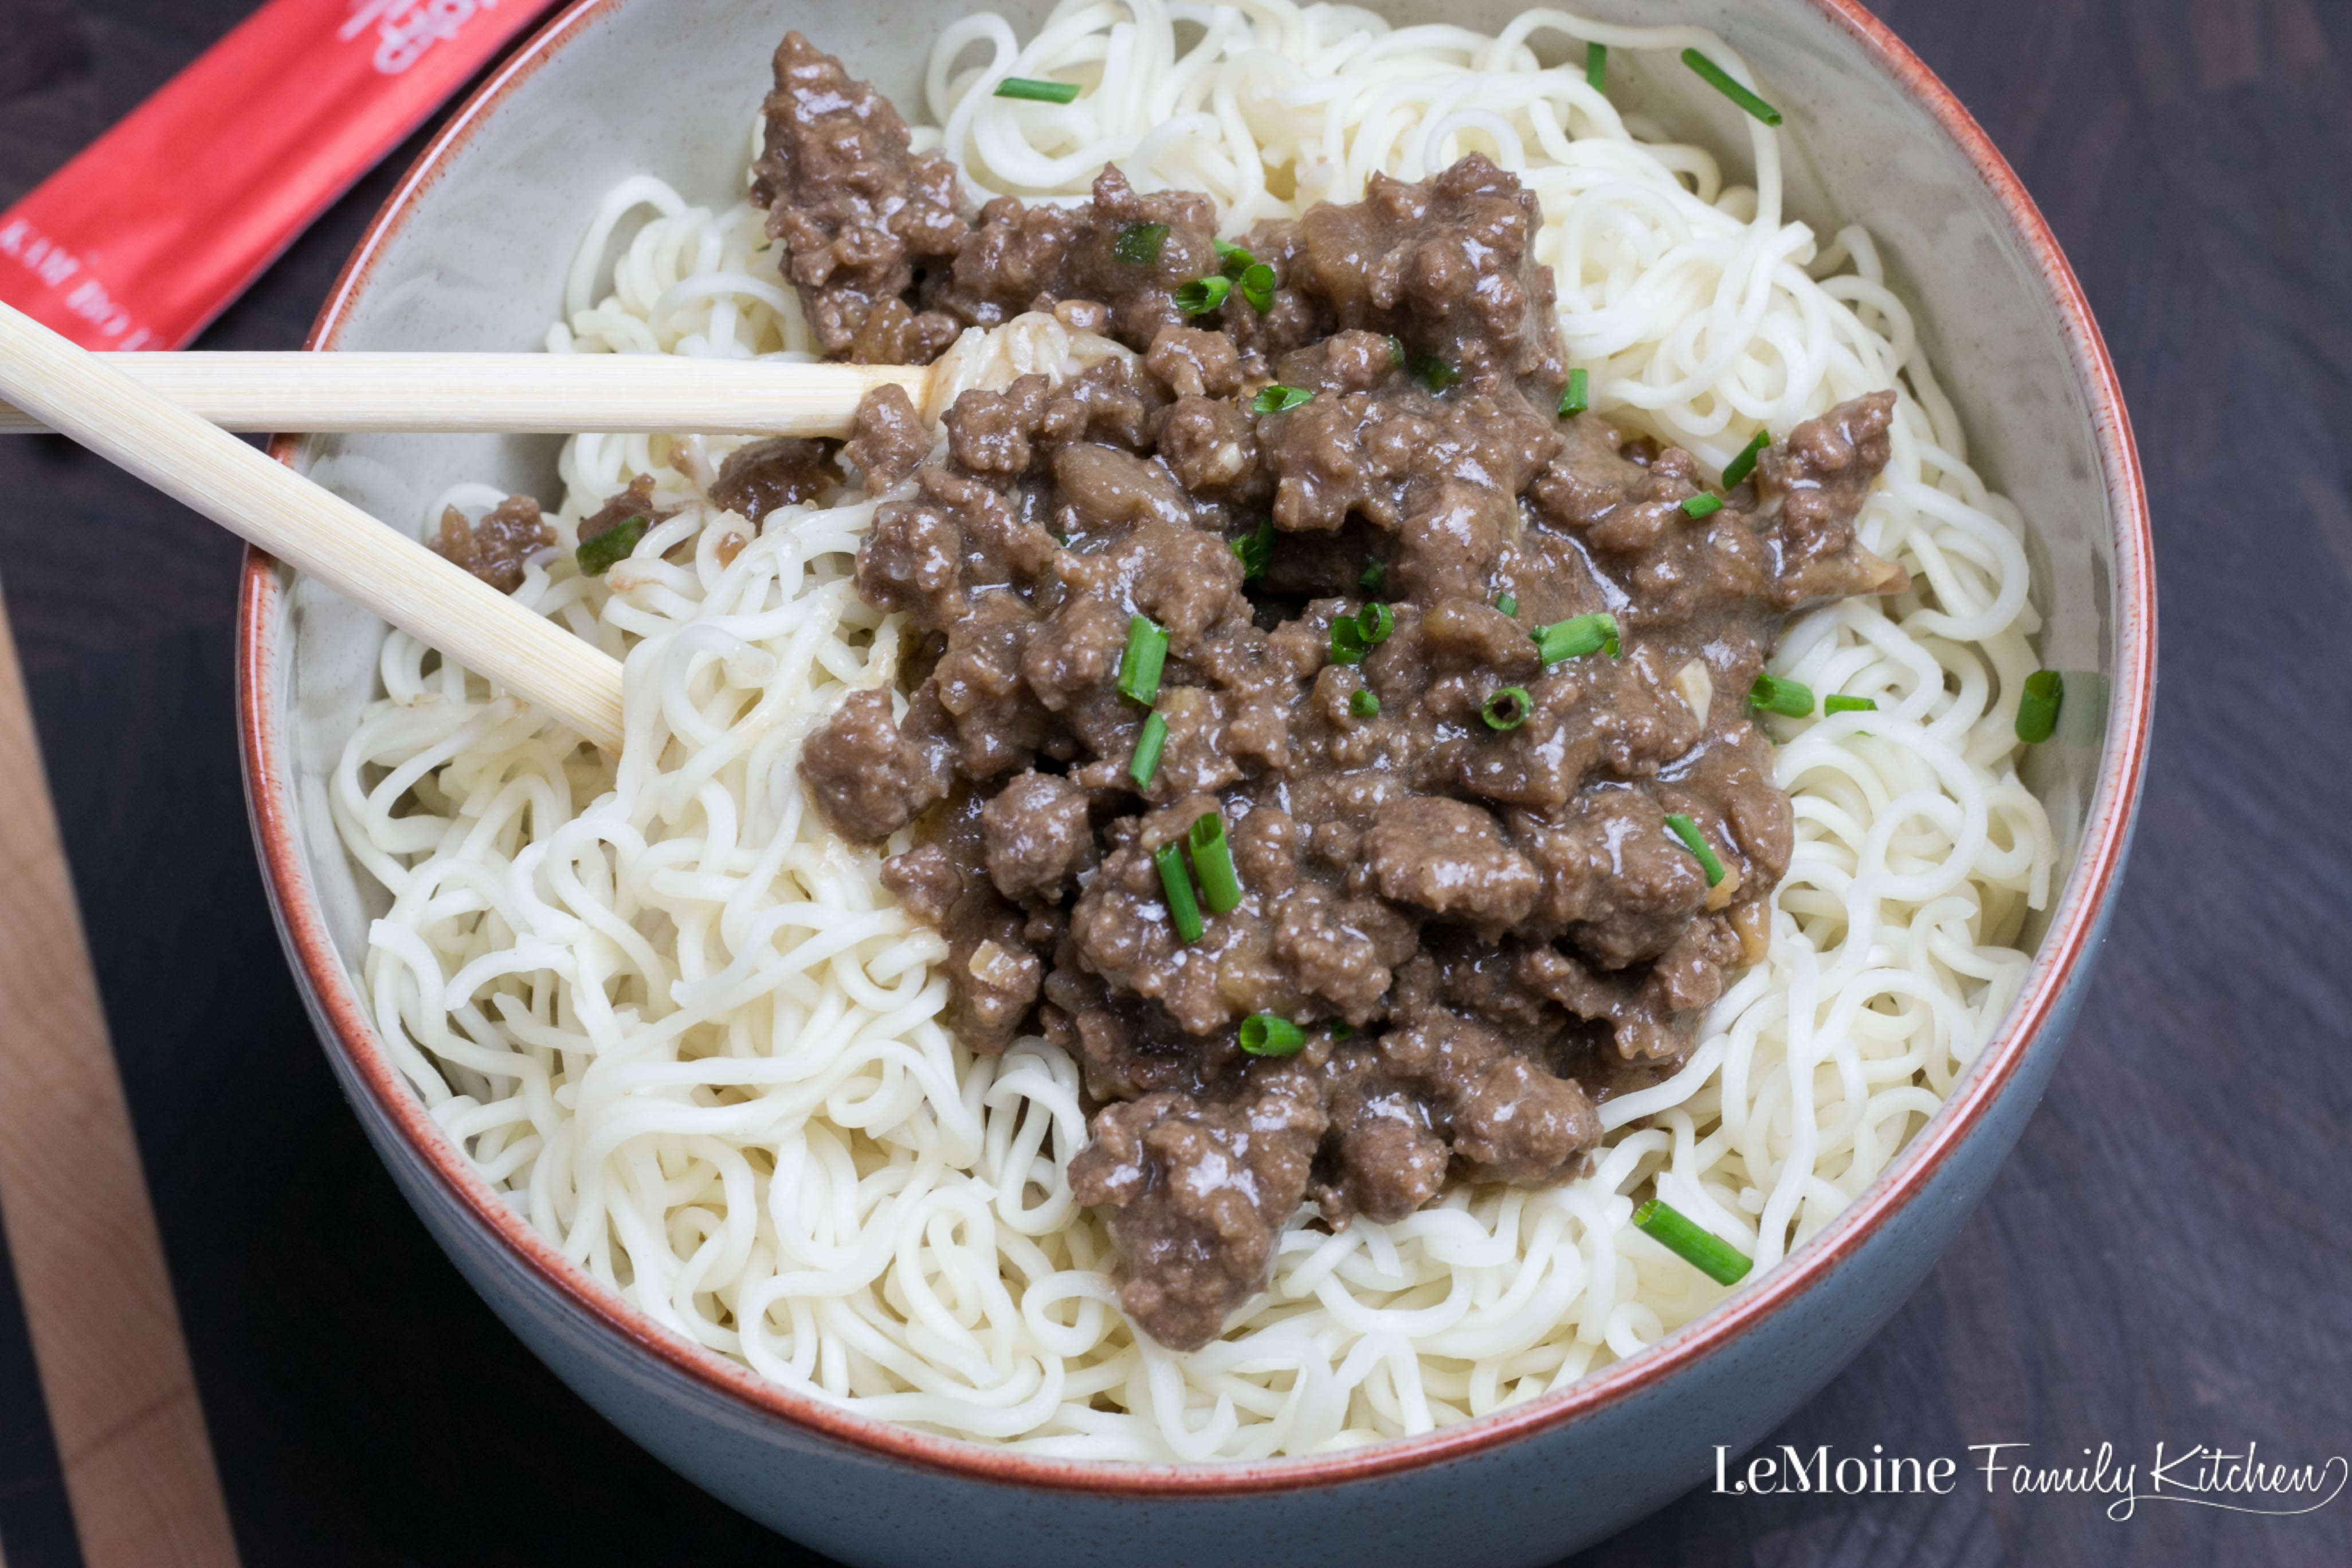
<box><xmin>764</xmin><ymin>33</ymin><xmax>1908</xmax><ymax>1349</ymax></box>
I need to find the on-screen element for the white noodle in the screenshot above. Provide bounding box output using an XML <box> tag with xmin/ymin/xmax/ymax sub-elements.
<box><xmin>332</xmin><ymin>1</ymin><xmax>2055</xmax><ymax>1458</ymax></box>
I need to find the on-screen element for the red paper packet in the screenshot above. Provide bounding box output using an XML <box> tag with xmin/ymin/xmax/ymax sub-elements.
<box><xmin>0</xmin><ymin>0</ymin><xmax>560</xmax><ymax>352</ymax></box>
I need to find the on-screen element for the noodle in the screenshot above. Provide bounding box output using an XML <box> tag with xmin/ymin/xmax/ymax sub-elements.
<box><xmin>332</xmin><ymin>0</ymin><xmax>2056</xmax><ymax>1459</ymax></box>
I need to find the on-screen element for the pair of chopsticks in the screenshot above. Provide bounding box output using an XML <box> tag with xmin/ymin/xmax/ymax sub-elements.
<box><xmin>0</xmin><ymin>306</ymin><xmax>930</xmax><ymax>751</ymax></box>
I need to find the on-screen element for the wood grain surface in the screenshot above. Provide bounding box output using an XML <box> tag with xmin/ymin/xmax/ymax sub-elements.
<box><xmin>0</xmin><ymin>579</ymin><xmax>238</xmax><ymax>1568</ymax></box>
<box><xmin>0</xmin><ymin>1</ymin><xmax>2347</xmax><ymax>1565</ymax></box>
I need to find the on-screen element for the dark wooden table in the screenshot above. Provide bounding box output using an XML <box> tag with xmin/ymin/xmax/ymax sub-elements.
<box><xmin>2</xmin><ymin>1</ymin><xmax>2347</xmax><ymax>1564</ymax></box>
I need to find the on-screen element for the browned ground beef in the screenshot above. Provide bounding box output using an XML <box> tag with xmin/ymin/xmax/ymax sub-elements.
<box><xmin>769</xmin><ymin>37</ymin><xmax>1908</xmax><ymax>1350</ymax></box>
<box><xmin>709</xmin><ymin>437</ymin><xmax>841</xmax><ymax>525</ymax></box>
<box><xmin>433</xmin><ymin>494</ymin><xmax>553</xmax><ymax>593</ymax></box>
<box><xmin>575</xmin><ymin>474</ymin><xmax>669</xmax><ymax>548</ymax></box>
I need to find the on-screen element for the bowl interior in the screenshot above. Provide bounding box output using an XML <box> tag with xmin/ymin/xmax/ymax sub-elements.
<box><xmin>253</xmin><ymin>0</ymin><xmax>2139</xmax><ymax>1470</ymax></box>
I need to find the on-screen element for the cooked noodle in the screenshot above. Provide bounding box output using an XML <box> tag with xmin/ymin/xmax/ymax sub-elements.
<box><xmin>334</xmin><ymin>1</ymin><xmax>2056</xmax><ymax>1458</ymax></box>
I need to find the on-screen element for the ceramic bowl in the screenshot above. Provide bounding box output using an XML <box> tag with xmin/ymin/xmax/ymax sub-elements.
<box><xmin>239</xmin><ymin>1</ymin><xmax>2154</xmax><ymax>1561</ymax></box>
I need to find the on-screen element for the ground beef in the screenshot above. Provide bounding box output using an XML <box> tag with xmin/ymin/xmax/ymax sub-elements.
<box><xmin>575</xmin><ymin>475</ymin><xmax>671</xmax><ymax>547</ymax></box>
<box><xmin>750</xmin><ymin>33</ymin><xmax>966</xmax><ymax>361</ymax></box>
<box><xmin>709</xmin><ymin>437</ymin><xmax>840</xmax><ymax>525</ymax></box>
<box><xmin>798</xmin><ymin>687</ymin><xmax>951</xmax><ymax>843</ymax></box>
<box><xmin>845</xmin><ymin>383</ymin><xmax>933</xmax><ymax>491</ymax></box>
<box><xmin>773</xmin><ymin>38</ymin><xmax>1910</xmax><ymax>1350</ymax></box>
<box><xmin>433</xmin><ymin>494</ymin><xmax>552</xmax><ymax>593</ymax></box>
<box><xmin>1068</xmin><ymin>1067</ymin><xmax>1327</xmax><ymax>1350</ymax></box>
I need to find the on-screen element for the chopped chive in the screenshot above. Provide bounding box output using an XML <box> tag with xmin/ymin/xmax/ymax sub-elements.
<box><xmin>1117</xmin><ymin>614</ymin><xmax>1169</xmax><ymax>704</ymax></box>
<box><xmin>1586</xmin><ymin>42</ymin><xmax>1608</xmax><ymax>90</ymax></box>
<box><xmin>1824</xmin><ymin>694</ymin><xmax>1877</xmax><ymax>715</ymax></box>
<box><xmin>994</xmin><ymin>76</ymin><xmax>1081</xmax><ymax>104</ymax></box>
<box><xmin>1532</xmin><ymin>612</ymin><xmax>1619</xmax><ymax>665</ymax></box>
<box><xmin>575</xmin><ymin>515</ymin><xmax>647</xmax><ymax>576</ymax></box>
<box><xmin>1681</xmin><ymin>493</ymin><xmax>1725</xmax><ymax>519</ymax></box>
<box><xmin>1187</xmin><ymin>811</ymin><xmax>1244</xmax><ymax>915</ymax></box>
<box><xmin>1412</xmin><ymin>353</ymin><xmax>1460</xmax><ymax>393</ymax></box>
<box><xmin>2015</xmin><ymin>669</ymin><xmax>2063</xmax><ymax>744</ymax></box>
<box><xmin>1230</xmin><ymin>518</ymin><xmax>1274</xmax><ymax>581</ymax></box>
<box><xmin>1239</xmin><ymin>261</ymin><xmax>1277</xmax><ymax>314</ymax></box>
<box><xmin>1330</xmin><ymin>616</ymin><xmax>1367</xmax><ymax>665</ymax></box>
<box><xmin>1350</xmin><ymin>687</ymin><xmax>1380</xmax><ymax>718</ymax></box>
<box><xmin>1663</xmin><ymin>813</ymin><xmax>1726</xmax><ymax>887</ymax></box>
<box><xmin>1154</xmin><ymin>840</ymin><xmax>1204</xmax><ymax>944</ymax></box>
<box><xmin>1682</xmin><ymin>49</ymin><xmax>1783</xmax><ymax>126</ymax></box>
<box><xmin>1359</xmin><ymin>559</ymin><xmax>1386</xmax><ymax>593</ymax></box>
<box><xmin>1357</xmin><ymin>601</ymin><xmax>1395</xmax><ymax>645</ymax></box>
<box><xmin>1240</xmin><ymin>1013</ymin><xmax>1305</xmax><ymax>1056</ymax></box>
<box><xmin>1175</xmin><ymin>275</ymin><xmax>1231</xmax><ymax>315</ymax></box>
<box><xmin>1213</xmin><ymin>238</ymin><xmax>1257</xmax><ymax>279</ymax></box>
<box><xmin>1386</xmin><ymin>334</ymin><xmax>1408</xmax><ymax>370</ymax></box>
<box><xmin>1495</xmin><ymin>593</ymin><xmax>1518</xmax><ymax>618</ymax></box>
<box><xmin>1112</xmin><ymin>221</ymin><xmax>1169</xmax><ymax>268</ymax></box>
<box><xmin>1558</xmin><ymin>367</ymin><xmax>1589</xmax><ymax>418</ymax></box>
<box><xmin>1129</xmin><ymin>710</ymin><xmax>1168</xmax><ymax>789</ymax></box>
<box><xmin>1633</xmin><ymin>1198</ymin><xmax>1751</xmax><ymax>1284</ymax></box>
<box><xmin>1720</xmin><ymin>429</ymin><xmax>1771</xmax><ymax>488</ymax></box>
<box><xmin>1749</xmin><ymin>672</ymin><xmax>1813</xmax><ymax>718</ymax></box>
<box><xmin>1481</xmin><ymin>686</ymin><xmax>1532</xmax><ymax>731</ymax></box>
<box><xmin>1328</xmin><ymin>1020</ymin><xmax>1354</xmax><ymax>1041</ymax></box>
<box><xmin>1253</xmin><ymin>383</ymin><xmax>1312</xmax><ymax>415</ymax></box>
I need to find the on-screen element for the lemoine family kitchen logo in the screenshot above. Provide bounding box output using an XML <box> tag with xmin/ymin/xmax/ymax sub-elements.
<box><xmin>1714</xmin><ymin>1442</ymin><xmax>2347</xmax><ymax>1522</ymax></box>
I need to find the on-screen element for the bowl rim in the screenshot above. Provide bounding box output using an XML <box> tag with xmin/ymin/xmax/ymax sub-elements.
<box><xmin>238</xmin><ymin>0</ymin><xmax>2154</xmax><ymax>1499</ymax></box>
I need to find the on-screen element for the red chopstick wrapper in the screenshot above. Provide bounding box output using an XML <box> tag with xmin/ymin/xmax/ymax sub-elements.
<box><xmin>0</xmin><ymin>0</ymin><xmax>560</xmax><ymax>352</ymax></box>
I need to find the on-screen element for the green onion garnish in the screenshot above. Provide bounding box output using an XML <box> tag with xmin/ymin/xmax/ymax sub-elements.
<box><xmin>1175</xmin><ymin>275</ymin><xmax>1230</xmax><ymax>315</ymax></box>
<box><xmin>1253</xmin><ymin>384</ymin><xmax>1312</xmax><ymax>414</ymax></box>
<box><xmin>1386</xmin><ymin>335</ymin><xmax>1408</xmax><ymax>370</ymax></box>
<box><xmin>1329</xmin><ymin>1020</ymin><xmax>1354</xmax><ymax>1041</ymax></box>
<box><xmin>1681</xmin><ymin>49</ymin><xmax>1783</xmax><ymax>126</ymax></box>
<box><xmin>1357</xmin><ymin>601</ymin><xmax>1394</xmax><ymax>645</ymax></box>
<box><xmin>1117</xmin><ymin>614</ymin><xmax>1169</xmax><ymax>704</ymax></box>
<box><xmin>1240</xmin><ymin>1013</ymin><xmax>1305</xmax><ymax>1056</ymax></box>
<box><xmin>575</xmin><ymin>515</ymin><xmax>647</xmax><ymax>576</ymax></box>
<box><xmin>1532</xmin><ymin>612</ymin><xmax>1619</xmax><ymax>664</ymax></box>
<box><xmin>1130</xmin><ymin>710</ymin><xmax>1167</xmax><ymax>789</ymax></box>
<box><xmin>1214</xmin><ymin>238</ymin><xmax>1257</xmax><ymax>279</ymax></box>
<box><xmin>1330</xmin><ymin>617</ymin><xmax>1367</xmax><ymax>665</ymax></box>
<box><xmin>1186</xmin><ymin>811</ymin><xmax>1244</xmax><ymax>915</ymax></box>
<box><xmin>994</xmin><ymin>76</ymin><xmax>1081</xmax><ymax>104</ymax></box>
<box><xmin>1154</xmin><ymin>840</ymin><xmax>1204</xmax><ymax>944</ymax></box>
<box><xmin>1112</xmin><ymin>221</ymin><xmax>1169</xmax><ymax>268</ymax></box>
<box><xmin>1633</xmin><ymin>1198</ymin><xmax>1752</xmax><ymax>1284</ymax></box>
<box><xmin>1481</xmin><ymin>687</ymin><xmax>1532</xmax><ymax>731</ymax></box>
<box><xmin>1558</xmin><ymin>367</ymin><xmax>1589</xmax><ymax>418</ymax></box>
<box><xmin>1748</xmin><ymin>672</ymin><xmax>1813</xmax><ymax>718</ymax></box>
<box><xmin>1720</xmin><ymin>429</ymin><xmax>1770</xmax><ymax>488</ymax></box>
<box><xmin>1682</xmin><ymin>493</ymin><xmax>1725</xmax><ymax>519</ymax></box>
<box><xmin>2014</xmin><ymin>669</ymin><xmax>2063</xmax><ymax>744</ymax></box>
<box><xmin>1663</xmin><ymin>813</ymin><xmax>1726</xmax><ymax>886</ymax></box>
<box><xmin>1350</xmin><ymin>687</ymin><xmax>1380</xmax><ymax>718</ymax></box>
<box><xmin>1586</xmin><ymin>42</ymin><xmax>1608</xmax><ymax>90</ymax></box>
<box><xmin>1412</xmin><ymin>354</ymin><xmax>1460</xmax><ymax>393</ymax></box>
<box><xmin>1495</xmin><ymin>593</ymin><xmax>1518</xmax><ymax>618</ymax></box>
<box><xmin>1230</xmin><ymin>518</ymin><xmax>1274</xmax><ymax>581</ymax></box>
<box><xmin>1238</xmin><ymin>261</ymin><xmax>1276</xmax><ymax>314</ymax></box>
<box><xmin>1359</xmin><ymin>559</ymin><xmax>1386</xmax><ymax>593</ymax></box>
<box><xmin>1824</xmin><ymin>694</ymin><xmax>1876</xmax><ymax>715</ymax></box>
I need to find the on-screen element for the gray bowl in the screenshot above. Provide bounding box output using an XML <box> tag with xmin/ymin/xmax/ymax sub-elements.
<box><xmin>238</xmin><ymin>1</ymin><xmax>2155</xmax><ymax>1562</ymax></box>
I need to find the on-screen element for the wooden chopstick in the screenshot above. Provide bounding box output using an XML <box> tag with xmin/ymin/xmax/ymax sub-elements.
<box><xmin>0</xmin><ymin>583</ymin><xmax>241</xmax><ymax>1568</ymax></box>
<box><xmin>0</xmin><ymin>304</ymin><xmax>626</xmax><ymax>751</ymax></box>
<box><xmin>0</xmin><ymin>352</ymin><xmax>931</xmax><ymax>436</ymax></box>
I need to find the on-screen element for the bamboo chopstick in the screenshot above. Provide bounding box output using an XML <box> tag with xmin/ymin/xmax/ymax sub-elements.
<box><xmin>0</xmin><ymin>582</ymin><xmax>241</xmax><ymax>1568</ymax></box>
<box><xmin>0</xmin><ymin>352</ymin><xmax>931</xmax><ymax>436</ymax></box>
<box><xmin>0</xmin><ymin>304</ymin><xmax>626</xmax><ymax>751</ymax></box>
